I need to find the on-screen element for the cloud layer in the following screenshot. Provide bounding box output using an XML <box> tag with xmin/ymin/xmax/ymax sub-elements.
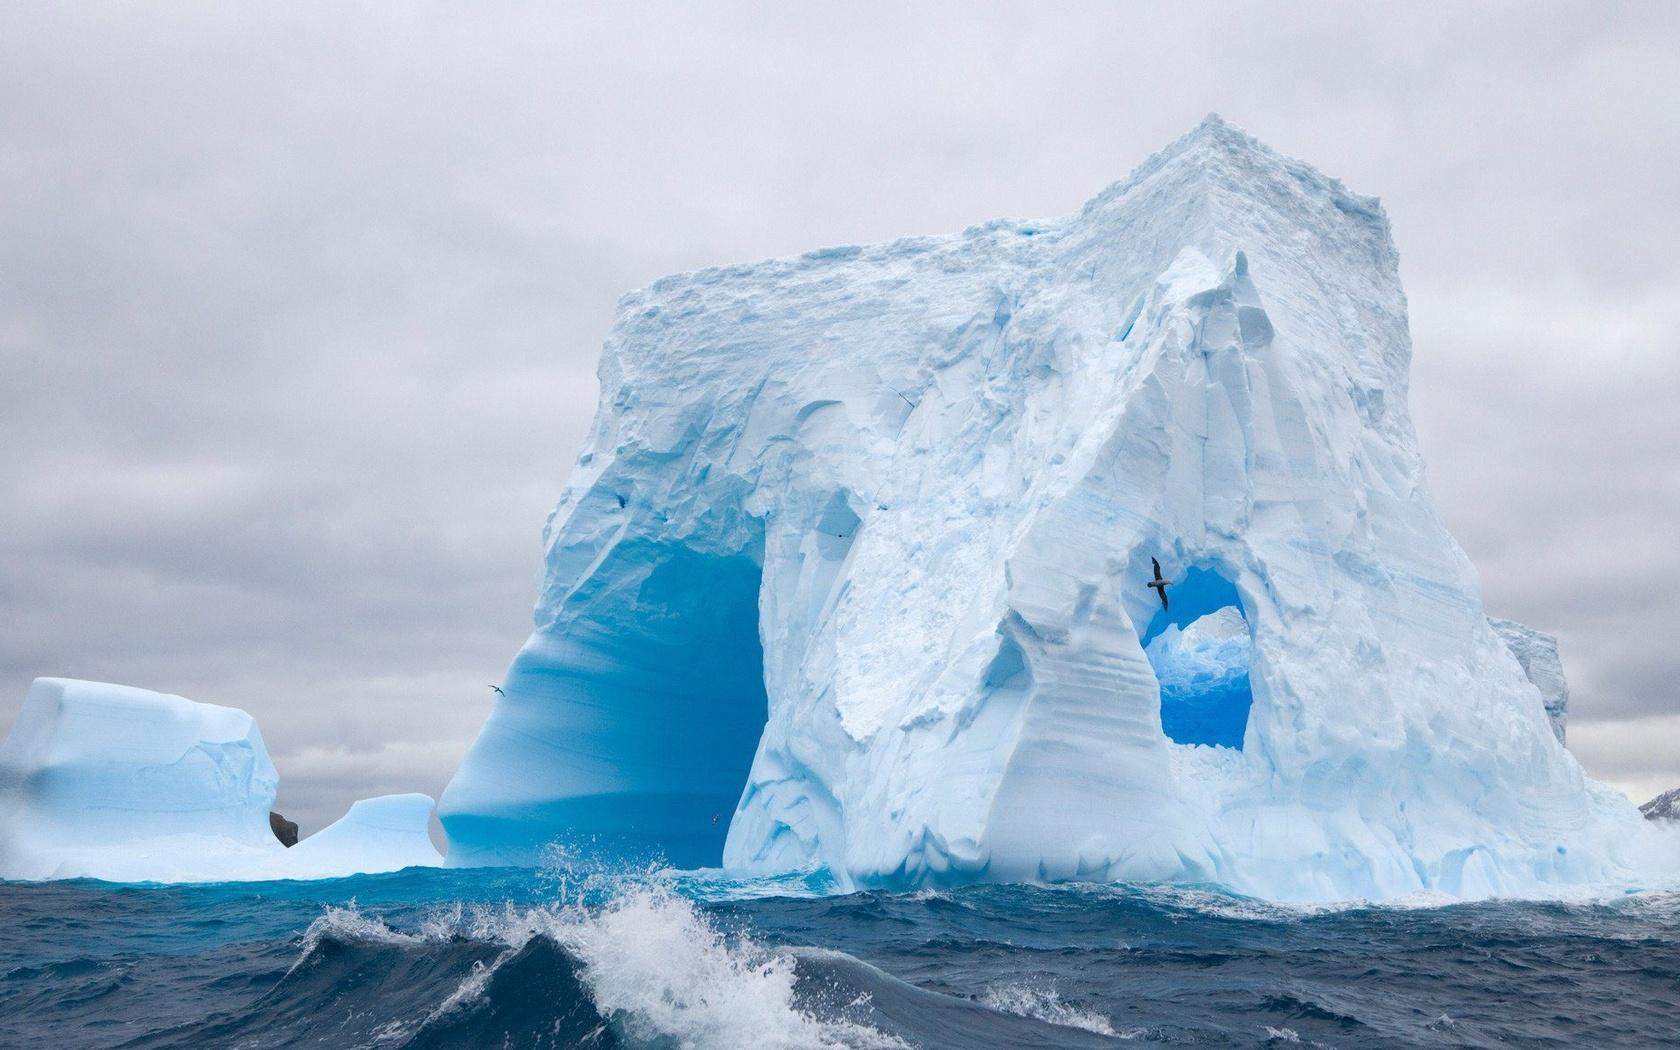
<box><xmin>3</xmin><ymin>3</ymin><xmax>1676</xmax><ymax>832</ymax></box>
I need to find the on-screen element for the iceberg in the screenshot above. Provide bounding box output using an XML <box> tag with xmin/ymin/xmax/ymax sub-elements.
<box><xmin>0</xmin><ymin>678</ymin><xmax>442</xmax><ymax>882</ymax></box>
<box><xmin>438</xmin><ymin>115</ymin><xmax>1668</xmax><ymax>899</ymax></box>
<box><xmin>286</xmin><ymin>793</ymin><xmax>444</xmax><ymax>879</ymax></box>
<box><xmin>0</xmin><ymin>677</ymin><xmax>281</xmax><ymax>882</ymax></box>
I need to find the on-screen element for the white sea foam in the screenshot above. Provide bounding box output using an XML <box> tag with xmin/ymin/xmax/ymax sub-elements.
<box><xmin>980</xmin><ymin>981</ymin><xmax>1127</xmax><ymax>1037</ymax></box>
<box><xmin>423</xmin><ymin>958</ymin><xmax>496</xmax><ymax>1023</ymax></box>
<box><xmin>539</xmin><ymin>883</ymin><xmax>906</xmax><ymax>1049</ymax></box>
<box><xmin>300</xmin><ymin>870</ymin><xmax>906</xmax><ymax>1050</ymax></box>
<box><xmin>1056</xmin><ymin>877</ymin><xmax>1680</xmax><ymax>922</ymax></box>
<box><xmin>292</xmin><ymin>901</ymin><xmax>426</xmax><ymax>966</ymax></box>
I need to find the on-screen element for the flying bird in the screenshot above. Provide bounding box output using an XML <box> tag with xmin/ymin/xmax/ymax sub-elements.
<box><xmin>487</xmin><ymin>685</ymin><xmax>505</xmax><ymax>697</ymax></box>
<box><xmin>1147</xmin><ymin>557</ymin><xmax>1173</xmax><ymax>611</ymax></box>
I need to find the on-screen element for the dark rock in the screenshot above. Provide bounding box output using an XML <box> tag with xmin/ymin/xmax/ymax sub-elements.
<box><xmin>269</xmin><ymin>811</ymin><xmax>299</xmax><ymax>847</ymax></box>
<box><xmin>1640</xmin><ymin>788</ymin><xmax>1680</xmax><ymax>822</ymax></box>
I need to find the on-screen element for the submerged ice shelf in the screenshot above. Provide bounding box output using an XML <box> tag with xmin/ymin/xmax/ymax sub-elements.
<box><xmin>0</xmin><ymin>678</ymin><xmax>441</xmax><ymax>883</ymax></box>
<box><xmin>440</xmin><ymin>116</ymin><xmax>1676</xmax><ymax>901</ymax></box>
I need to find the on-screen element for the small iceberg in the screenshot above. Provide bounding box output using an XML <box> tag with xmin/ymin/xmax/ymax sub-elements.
<box><xmin>0</xmin><ymin>678</ymin><xmax>441</xmax><ymax>883</ymax></box>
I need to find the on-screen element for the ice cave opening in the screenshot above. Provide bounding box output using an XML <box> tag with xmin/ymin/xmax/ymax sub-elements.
<box><xmin>1137</xmin><ymin>567</ymin><xmax>1254</xmax><ymax>750</ymax></box>
<box><xmin>450</xmin><ymin>535</ymin><xmax>773</xmax><ymax>871</ymax></box>
<box><xmin>594</xmin><ymin>541</ymin><xmax>769</xmax><ymax>868</ymax></box>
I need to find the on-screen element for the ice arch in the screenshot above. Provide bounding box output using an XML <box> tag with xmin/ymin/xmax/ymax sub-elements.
<box><xmin>1138</xmin><ymin>568</ymin><xmax>1254</xmax><ymax>750</ymax></box>
<box><xmin>440</xmin><ymin>116</ymin><xmax>1665</xmax><ymax>899</ymax></box>
<box><xmin>440</xmin><ymin>533</ymin><xmax>769</xmax><ymax>869</ymax></box>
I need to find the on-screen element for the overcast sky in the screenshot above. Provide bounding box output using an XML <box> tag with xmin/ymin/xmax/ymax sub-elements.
<box><xmin>3</xmin><ymin>2</ymin><xmax>1676</xmax><ymax>834</ymax></box>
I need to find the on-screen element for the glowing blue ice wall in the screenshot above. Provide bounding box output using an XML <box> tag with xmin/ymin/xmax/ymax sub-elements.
<box><xmin>440</xmin><ymin>542</ymin><xmax>768</xmax><ymax>869</ymax></box>
<box><xmin>1139</xmin><ymin>568</ymin><xmax>1254</xmax><ymax>750</ymax></box>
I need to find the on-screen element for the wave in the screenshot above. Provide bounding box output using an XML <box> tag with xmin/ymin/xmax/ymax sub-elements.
<box><xmin>786</xmin><ymin>947</ymin><xmax>1135</xmax><ymax>1048</ymax></box>
<box><xmin>256</xmin><ymin>879</ymin><xmax>906</xmax><ymax>1050</ymax></box>
<box><xmin>244</xmin><ymin>875</ymin><xmax>1165</xmax><ymax>1049</ymax></box>
<box><xmin>528</xmin><ymin>882</ymin><xmax>907</xmax><ymax>1049</ymax></box>
<box><xmin>978</xmin><ymin>982</ymin><xmax>1133</xmax><ymax>1038</ymax></box>
<box><xmin>7</xmin><ymin>868</ymin><xmax>1680</xmax><ymax>1049</ymax></box>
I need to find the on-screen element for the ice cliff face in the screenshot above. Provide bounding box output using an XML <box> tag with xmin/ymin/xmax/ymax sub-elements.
<box><xmin>441</xmin><ymin>116</ymin><xmax>1664</xmax><ymax>900</ymax></box>
<box><xmin>1489</xmin><ymin>617</ymin><xmax>1568</xmax><ymax>743</ymax></box>
<box><xmin>0</xmin><ymin>678</ymin><xmax>442</xmax><ymax>882</ymax></box>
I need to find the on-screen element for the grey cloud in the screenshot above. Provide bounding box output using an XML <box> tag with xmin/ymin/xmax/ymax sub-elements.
<box><xmin>3</xmin><ymin>2</ymin><xmax>1679</xmax><ymax>831</ymax></box>
<box><xmin>1567</xmin><ymin>714</ymin><xmax>1680</xmax><ymax>809</ymax></box>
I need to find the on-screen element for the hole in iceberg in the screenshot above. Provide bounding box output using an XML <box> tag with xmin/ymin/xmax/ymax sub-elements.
<box><xmin>1138</xmin><ymin>567</ymin><xmax>1254</xmax><ymax>750</ymax></box>
<box><xmin>463</xmin><ymin>538</ymin><xmax>770</xmax><ymax>870</ymax></box>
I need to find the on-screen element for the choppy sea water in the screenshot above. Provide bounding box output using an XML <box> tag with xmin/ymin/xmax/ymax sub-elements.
<box><xmin>2</xmin><ymin>862</ymin><xmax>1677</xmax><ymax>1049</ymax></box>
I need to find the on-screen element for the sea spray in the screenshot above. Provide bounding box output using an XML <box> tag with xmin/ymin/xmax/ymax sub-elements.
<box><xmin>7</xmin><ymin>869</ymin><xmax>1679</xmax><ymax>1048</ymax></box>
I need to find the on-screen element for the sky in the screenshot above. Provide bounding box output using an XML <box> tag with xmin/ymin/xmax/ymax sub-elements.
<box><xmin>2</xmin><ymin>2</ymin><xmax>1677</xmax><ymax>834</ymax></box>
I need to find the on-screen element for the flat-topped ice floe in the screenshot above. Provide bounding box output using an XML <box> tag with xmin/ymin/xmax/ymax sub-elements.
<box><xmin>439</xmin><ymin>115</ymin><xmax>1680</xmax><ymax>900</ymax></box>
<box><xmin>0</xmin><ymin>678</ymin><xmax>441</xmax><ymax>883</ymax></box>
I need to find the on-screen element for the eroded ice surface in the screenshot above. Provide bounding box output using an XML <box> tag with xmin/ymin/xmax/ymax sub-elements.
<box><xmin>441</xmin><ymin>116</ymin><xmax>1674</xmax><ymax>899</ymax></box>
<box><xmin>0</xmin><ymin>678</ymin><xmax>441</xmax><ymax>883</ymax></box>
<box><xmin>1144</xmin><ymin>607</ymin><xmax>1253</xmax><ymax>749</ymax></box>
<box><xmin>1489</xmin><ymin>617</ymin><xmax>1569</xmax><ymax>744</ymax></box>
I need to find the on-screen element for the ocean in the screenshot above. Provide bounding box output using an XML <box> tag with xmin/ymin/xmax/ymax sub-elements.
<box><xmin>2</xmin><ymin>862</ymin><xmax>1676</xmax><ymax>1048</ymax></box>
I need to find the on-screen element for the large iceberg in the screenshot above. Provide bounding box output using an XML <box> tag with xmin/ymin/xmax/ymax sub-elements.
<box><xmin>441</xmin><ymin>117</ymin><xmax>1670</xmax><ymax>899</ymax></box>
<box><xmin>0</xmin><ymin>678</ymin><xmax>442</xmax><ymax>882</ymax></box>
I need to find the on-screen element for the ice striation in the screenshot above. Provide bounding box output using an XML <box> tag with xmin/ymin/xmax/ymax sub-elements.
<box><xmin>1488</xmin><ymin>617</ymin><xmax>1568</xmax><ymax>743</ymax></box>
<box><xmin>0</xmin><ymin>678</ymin><xmax>442</xmax><ymax>882</ymax></box>
<box><xmin>440</xmin><ymin>116</ymin><xmax>1672</xmax><ymax>900</ymax></box>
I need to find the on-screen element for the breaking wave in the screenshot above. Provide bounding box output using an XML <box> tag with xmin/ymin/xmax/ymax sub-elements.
<box><xmin>3</xmin><ymin>867</ymin><xmax>1679</xmax><ymax>1048</ymax></box>
<box><xmin>978</xmin><ymin>982</ymin><xmax>1130</xmax><ymax>1037</ymax></box>
<box><xmin>272</xmin><ymin>875</ymin><xmax>908</xmax><ymax>1050</ymax></box>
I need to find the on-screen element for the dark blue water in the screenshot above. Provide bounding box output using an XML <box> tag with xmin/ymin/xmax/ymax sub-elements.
<box><xmin>3</xmin><ymin>864</ymin><xmax>1677</xmax><ymax>1048</ymax></box>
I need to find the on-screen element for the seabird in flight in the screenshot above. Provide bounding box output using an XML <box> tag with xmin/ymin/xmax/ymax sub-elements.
<box><xmin>488</xmin><ymin>685</ymin><xmax>505</xmax><ymax>697</ymax></box>
<box><xmin>1147</xmin><ymin>557</ymin><xmax>1173</xmax><ymax>611</ymax></box>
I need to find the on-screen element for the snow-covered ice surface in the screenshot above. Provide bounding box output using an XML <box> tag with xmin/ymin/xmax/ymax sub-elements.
<box><xmin>442</xmin><ymin>115</ymin><xmax>1676</xmax><ymax>900</ymax></box>
<box><xmin>286</xmin><ymin>793</ymin><xmax>444</xmax><ymax>879</ymax></box>
<box><xmin>0</xmin><ymin>678</ymin><xmax>441</xmax><ymax>882</ymax></box>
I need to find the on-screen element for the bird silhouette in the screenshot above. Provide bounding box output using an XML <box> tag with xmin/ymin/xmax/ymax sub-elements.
<box><xmin>487</xmin><ymin>685</ymin><xmax>505</xmax><ymax>697</ymax></box>
<box><xmin>1147</xmin><ymin>557</ymin><xmax>1173</xmax><ymax>611</ymax></box>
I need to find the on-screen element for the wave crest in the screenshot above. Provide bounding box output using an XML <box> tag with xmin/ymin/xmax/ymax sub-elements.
<box><xmin>284</xmin><ymin>871</ymin><xmax>905</xmax><ymax>1050</ymax></box>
